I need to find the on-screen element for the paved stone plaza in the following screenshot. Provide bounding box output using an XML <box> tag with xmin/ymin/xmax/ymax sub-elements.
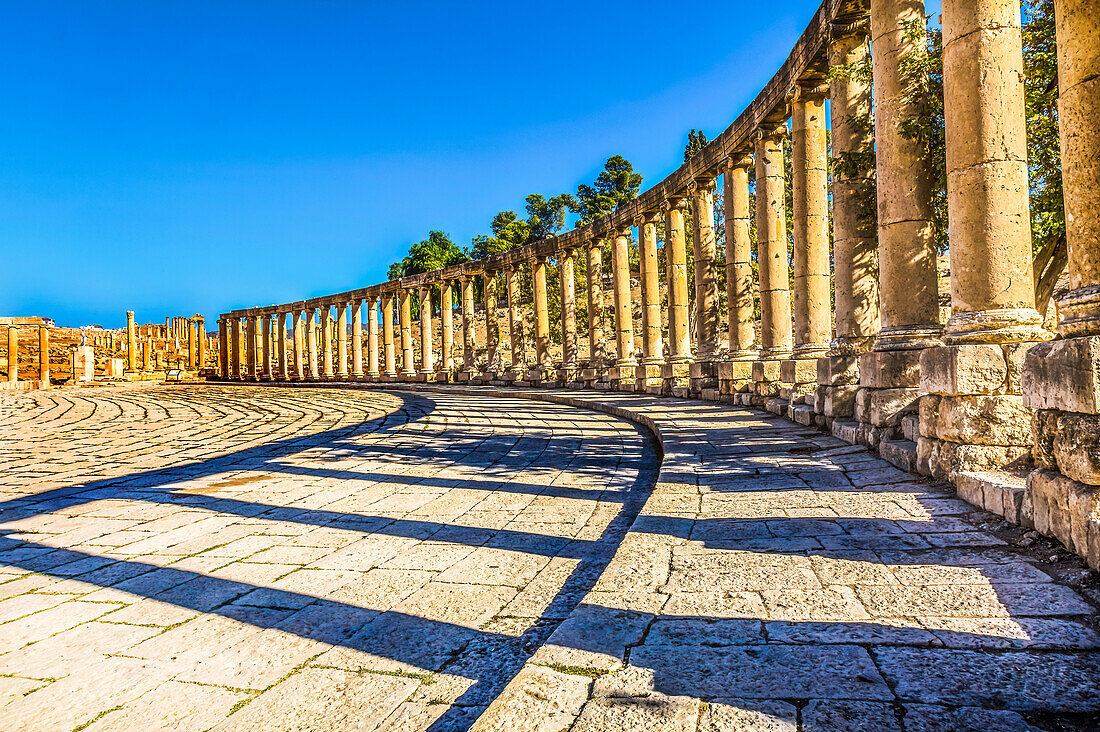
<box><xmin>1</xmin><ymin>384</ymin><xmax>1098</xmax><ymax>730</ymax></box>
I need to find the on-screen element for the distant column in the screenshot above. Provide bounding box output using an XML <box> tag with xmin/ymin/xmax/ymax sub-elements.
<box><xmin>277</xmin><ymin>313</ymin><xmax>288</xmax><ymax>379</ymax></box>
<box><xmin>461</xmin><ymin>277</ymin><xmax>476</xmax><ymax>370</ymax></box>
<box><xmin>337</xmin><ymin>302</ymin><xmax>349</xmax><ymax>377</ymax></box>
<box><xmin>367</xmin><ymin>297</ymin><xmax>380</xmax><ymax>377</ymax></box>
<box><xmin>197</xmin><ymin>317</ymin><xmax>207</xmax><ymax>370</ymax></box>
<box><xmin>247</xmin><ymin>316</ymin><xmax>258</xmax><ymax>379</ymax></box>
<box><xmin>507</xmin><ymin>264</ymin><xmax>524</xmax><ymax>370</ymax></box>
<box><xmin>637</xmin><ymin>212</ymin><xmax>663</xmax><ymax>364</ymax></box>
<box><xmin>261</xmin><ymin>314</ymin><xmax>272</xmax><ymax>378</ymax></box>
<box><xmin>218</xmin><ymin>318</ymin><xmax>229</xmax><ymax>377</ymax></box>
<box><xmin>187</xmin><ymin>318</ymin><xmax>198</xmax><ymax>370</ymax></box>
<box><xmin>484</xmin><ymin>270</ymin><xmax>501</xmax><ymax>372</ymax></box>
<box><xmin>306</xmin><ymin>309</ymin><xmax>319</xmax><ymax>378</ymax></box>
<box><xmin>38</xmin><ymin>326</ymin><xmax>48</xmax><ymax>384</ymax></box>
<box><xmin>725</xmin><ymin>154</ymin><xmax>757</xmax><ymax>357</ymax></box>
<box><xmin>664</xmin><ymin>197</ymin><xmax>691</xmax><ymax>362</ymax></box>
<box><xmin>399</xmin><ymin>289</ymin><xmax>415</xmax><ymax>376</ymax></box>
<box><xmin>611</xmin><ymin>228</ymin><xmax>636</xmax><ymax>366</ymax></box>
<box><xmin>383</xmin><ymin>294</ymin><xmax>397</xmax><ymax>377</ymax></box>
<box><xmin>6</xmin><ymin>326</ymin><xmax>16</xmax><ymax>383</ymax></box>
<box><xmin>560</xmin><ymin>249</ymin><xmax>578</xmax><ymax>369</ymax></box>
<box><xmin>690</xmin><ymin>177</ymin><xmax>720</xmax><ymax>359</ymax></box>
<box><xmin>586</xmin><ymin>240</ymin><xmax>604</xmax><ymax>364</ymax></box>
<box><xmin>230</xmin><ymin>318</ymin><xmax>241</xmax><ymax>379</ymax></box>
<box><xmin>419</xmin><ymin>285</ymin><xmax>435</xmax><ymax>375</ymax></box>
<box><xmin>291</xmin><ymin>311</ymin><xmax>304</xmax><ymax>379</ymax></box>
<box><xmin>126</xmin><ymin>311</ymin><xmax>137</xmax><ymax>373</ymax></box>
<box><xmin>320</xmin><ymin>306</ymin><xmax>333</xmax><ymax>377</ymax></box>
<box><xmin>351</xmin><ymin>299</ymin><xmax>364</xmax><ymax>378</ymax></box>
<box><xmin>755</xmin><ymin>125</ymin><xmax>794</xmax><ymax>358</ymax></box>
<box><xmin>441</xmin><ymin>280</ymin><xmax>454</xmax><ymax>372</ymax></box>
<box><xmin>532</xmin><ymin>256</ymin><xmax>551</xmax><ymax>369</ymax></box>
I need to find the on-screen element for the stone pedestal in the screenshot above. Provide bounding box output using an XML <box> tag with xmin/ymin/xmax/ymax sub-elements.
<box><xmin>105</xmin><ymin>358</ymin><xmax>125</xmax><ymax>378</ymax></box>
<box><xmin>71</xmin><ymin>346</ymin><xmax>95</xmax><ymax>382</ymax></box>
<box><xmin>751</xmin><ymin>360</ymin><xmax>786</xmax><ymax>409</ymax></box>
<box><xmin>717</xmin><ymin>360</ymin><xmax>753</xmax><ymax>402</ymax></box>
<box><xmin>662</xmin><ymin>361</ymin><xmax>690</xmax><ymax>398</ymax></box>
<box><xmin>688</xmin><ymin>361</ymin><xmax>718</xmax><ymax>398</ymax></box>
<box><xmin>609</xmin><ymin>364</ymin><xmax>636</xmax><ymax>392</ymax></box>
<box><xmin>634</xmin><ymin>363</ymin><xmax>663</xmax><ymax>394</ymax></box>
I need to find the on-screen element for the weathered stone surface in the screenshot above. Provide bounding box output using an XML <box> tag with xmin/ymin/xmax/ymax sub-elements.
<box><xmin>859</xmin><ymin>350</ymin><xmax>922</xmax><ymax>389</ymax></box>
<box><xmin>699</xmin><ymin>699</ymin><xmax>796</xmax><ymax>731</ymax></box>
<box><xmin>817</xmin><ymin>355</ymin><xmax>860</xmax><ymax>386</ymax></box>
<box><xmin>1026</xmin><ymin>469</ymin><xmax>1100</xmax><ymax>570</ymax></box>
<box><xmin>954</xmin><ymin>471</ymin><xmax>1028</xmax><ymax>524</ymax></box>
<box><xmin>752</xmin><ymin>360</ymin><xmax>783</xmax><ymax>383</ymax></box>
<box><xmin>571</xmin><ymin>693</ymin><xmax>700</xmax><ymax>731</ymax></box>
<box><xmin>856</xmin><ymin>387</ymin><xmax>920</xmax><ymax>427</ymax></box>
<box><xmin>919</xmin><ymin>394</ymin><xmax>1031</xmax><ymax>446</ymax></box>
<box><xmin>1031</xmin><ymin>410</ymin><xmax>1100</xmax><ymax>486</ymax></box>
<box><xmin>824</xmin><ymin>385</ymin><xmax>859</xmax><ymax>418</ymax></box>
<box><xmin>919</xmin><ymin>344</ymin><xmax>1007</xmax><ymax>395</ymax></box>
<box><xmin>919</xmin><ymin>437</ymin><xmax>1032</xmax><ymax>479</ymax></box>
<box><xmin>780</xmin><ymin>358</ymin><xmax>817</xmax><ymax>384</ymax></box>
<box><xmin>1021</xmin><ymin>336</ymin><xmax>1100</xmax><ymax>414</ymax></box>
<box><xmin>472</xmin><ymin>666</ymin><xmax>591</xmax><ymax>732</ymax></box>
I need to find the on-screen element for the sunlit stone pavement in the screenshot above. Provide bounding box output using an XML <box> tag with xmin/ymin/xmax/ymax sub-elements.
<box><xmin>0</xmin><ymin>384</ymin><xmax>1098</xmax><ymax>731</ymax></box>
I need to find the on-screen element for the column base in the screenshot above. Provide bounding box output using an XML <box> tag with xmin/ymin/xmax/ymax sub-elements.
<box><xmin>661</xmin><ymin>361</ymin><xmax>691</xmax><ymax>398</ymax></box>
<box><xmin>717</xmin><ymin>360</ymin><xmax>753</xmax><ymax>398</ymax></box>
<box><xmin>634</xmin><ymin>363</ymin><xmax>663</xmax><ymax>393</ymax></box>
<box><xmin>609</xmin><ymin>364</ymin><xmax>637</xmax><ymax>391</ymax></box>
<box><xmin>872</xmin><ymin>323</ymin><xmax>943</xmax><ymax>352</ymax></box>
<box><xmin>688</xmin><ymin>361</ymin><xmax>718</xmax><ymax>397</ymax></box>
<box><xmin>1057</xmin><ymin>284</ymin><xmax>1100</xmax><ymax>337</ymax></box>
<box><xmin>944</xmin><ymin>307</ymin><xmax>1049</xmax><ymax>345</ymax></box>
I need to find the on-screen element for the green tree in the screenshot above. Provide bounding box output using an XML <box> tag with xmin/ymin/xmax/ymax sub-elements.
<box><xmin>684</xmin><ymin>129</ymin><xmax>708</xmax><ymax>162</ymax></box>
<box><xmin>524</xmin><ymin>193</ymin><xmax>573</xmax><ymax>241</ymax></box>
<box><xmin>1023</xmin><ymin>0</ymin><xmax>1065</xmax><ymax>314</ymax></box>
<box><xmin>570</xmin><ymin>155</ymin><xmax>644</xmax><ymax>225</ymax></box>
<box><xmin>388</xmin><ymin>230</ymin><xmax>468</xmax><ymax>280</ymax></box>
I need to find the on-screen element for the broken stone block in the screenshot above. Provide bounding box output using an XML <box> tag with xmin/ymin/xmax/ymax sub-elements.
<box><xmin>879</xmin><ymin>439</ymin><xmax>918</xmax><ymax>473</ymax></box>
<box><xmin>1031</xmin><ymin>411</ymin><xmax>1100</xmax><ymax>486</ymax></box>
<box><xmin>858</xmin><ymin>350</ymin><xmax>921</xmax><ymax>389</ymax></box>
<box><xmin>1021</xmin><ymin>336</ymin><xmax>1100</xmax><ymax>414</ymax></box>
<box><xmin>923</xmin><ymin>437</ymin><xmax>1031</xmax><ymax>478</ymax></box>
<box><xmin>901</xmin><ymin>413</ymin><xmax>920</xmax><ymax>443</ymax></box>
<box><xmin>920</xmin><ymin>394</ymin><xmax>1032</xmax><ymax>446</ymax></box>
<box><xmin>919</xmin><ymin>344</ymin><xmax>1007</xmax><ymax>396</ymax></box>
<box><xmin>867</xmin><ymin>388</ymin><xmax>921</xmax><ymax>428</ymax></box>
<box><xmin>1026</xmin><ymin>468</ymin><xmax>1100</xmax><ymax>570</ymax></box>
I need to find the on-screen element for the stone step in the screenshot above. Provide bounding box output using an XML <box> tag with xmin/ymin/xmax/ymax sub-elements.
<box><xmin>880</xmin><ymin>439</ymin><xmax>918</xmax><ymax>473</ymax></box>
<box><xmin>831</xmin><ymin>420</ymin><xmax>860</xmax><ymax>445</ymax></box>
<box><xmin>955</xmin><ymin>470</ymin><xmax>1028</xmax><ymax>524</ymax></box>
<box><xmin>765</xmin><ymin>398</ymin><xmax>789</xmax><ymax>415</ymax></box>
<box><xmin>790</xmin><ymin>404</ymin><xmax>816</xmax><ymax>426</ymax></box>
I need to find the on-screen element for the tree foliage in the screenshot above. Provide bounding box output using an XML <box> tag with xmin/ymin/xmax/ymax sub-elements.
<box><xmin>569</xmin><ymin>155</ymin><xmax>644</xmax><ymax>225</ymax></box>
<box><xmin>684</xmin><ymin>129</ymin><xmax>708</xmax><ymax>162</ymax></box>
<box><xmin>387</xmin><ymin>230</ymin><xmax>469</xmax><ymax>280</ymax></box>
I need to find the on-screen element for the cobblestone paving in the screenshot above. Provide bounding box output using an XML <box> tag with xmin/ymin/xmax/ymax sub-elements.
<box><xmin>2</xmin><ymin>384</ymin><xmax>1099</xmax><ymax>731</ymax></box>
<box><xmin>0</xmin><ymin>384</ymin><xmax>654</xmax><ymax>731</ymax></box>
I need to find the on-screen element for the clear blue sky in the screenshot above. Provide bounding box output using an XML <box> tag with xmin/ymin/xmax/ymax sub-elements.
<box><xmin>1</xmin><ymin>0</ymin><xmax>886</xmax><ymax>328</ymax></box>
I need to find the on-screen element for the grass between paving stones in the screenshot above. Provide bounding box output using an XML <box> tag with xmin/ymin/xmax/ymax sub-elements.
<box><xmin>536</xmin><ymin>663</ymin><xmax>608</xmax><ymax>678</ymax></box>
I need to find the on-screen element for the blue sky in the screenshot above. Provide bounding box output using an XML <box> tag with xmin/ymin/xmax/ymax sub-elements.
<box><xmin>1</xmin><ymin>0</ymin><xmax>891</xmax><ymax>328</ymax></box>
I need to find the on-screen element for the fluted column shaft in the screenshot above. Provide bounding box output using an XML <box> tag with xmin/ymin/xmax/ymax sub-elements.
<box><xmin>461</xmin><ymin>278</ymin><xmax>476</xmax><ymax>369</ymax></box>
<box><xmin>870</xmin><ymin>0</ymin><xmax>942</xmax><ymax>350</ymax></box>
<box><xmin>484</xmin><ymin>271</ymin><xmax>500</xmax><ymax>371</ymax></box>
<box><xmin>261</xmin><ymin>315</ymin><xmax>272</xmax><ymax>378</ymax></box>
<box><xmin>533</xmin><ymin>257</ymin><xmax>551</xmax><ymax>368</ymax></box>
<box><xmin>441</xmin><ymin>281</ymin><xmax>454</xmax><ymax>371</ymax></box>
<box><xmin>725</xmin><ymin>155</ymin><xmax>757</xmax><ymax>356</ymax></box>
<box><xmin>291</xmin><ymin>312</ymin><xmax>303</xmax><ymax>379</ymax></box>
<box><xmin>637</xmin><ymin>213</ymin><xmax>664</xmax><ymax>364</ymax></box>
<box><xmin>691</xmin><ymin>179</ymin><xmax>720</xmax><ymax>359</ymax></box>
<box><xmin>337</xmin><ymin>303</ymin><xmax>349</xmax><ymax>376</ymax></box>
<box><xmin>351</xmin><ymin>300</ymin><xmax>363</xmax><ymax>377</ymax></box>
<box><xmin>507</xmin><ymin>265</ymin><xmax>524</xmax><ymax>369</ymax></box>
<box><xmin>253</xmin><ymin>316</ymin><xmax>263</xmax><ymax>376</ymax></box>
<box><xmin>277</xmin><ymin>313</ymin><xmax>288</xmax><ymax>379</ymax></box>
<box><xmin>367</xmin><ymin>298</ymin><xmax>380</xmax><ymax>377</ymax></box>
<box><xmin>755</xmin><ymin>127</ymin><xmax>794</xmax><ymax>357</ymax></box>
<box><xmin>1054</xmin><ymin>0</ymin><xmax>1100</xmax><ymax>335</ymax></box>
<box><xmin>791</xmin><ymin>83</ymin><xmax>833</xmax><ymax>358</ymax></box>
<box><xmin>665</xmin><ymin>198</ymin><xmax>691</xmax><ymax>362</ymax></box>
<box><xmin>561</xmin><ymin>250</ymin><xmax>578</xmax><ymax>367</ymax></box>
<box><xmin>586</xmin><ymin>242</ymin><xmax>604</xmax><ymax>364</ymax></box>
<box><xmin>419</xmin><ymin>286</ymin><xmax>434</xmax><ymax>374</ymax></box>
<box><xmin>829</xmin><ymin>24</ymin><xmax>880</xmax><ymax>354</ymax></box>
<box><xmin>940</xmin><ymin>0</ymin><xmax>1041</xmax><ymax>343</ymax></box>
<box><xmin>383</xmin><ymin>295</ymin><xmax>397</xmax><ymax>376</ymax></box>
<box><xmin>306</xmin><ymin>310</ymin><xmax>319</xmax><ymax>378</ymax></box>
<box><xmin>612</xmin><ymin>230</ymin><xmax>637</xmax><ymax>366</ymax></box>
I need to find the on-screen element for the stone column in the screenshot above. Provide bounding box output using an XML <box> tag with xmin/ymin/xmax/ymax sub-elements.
<box><xmin>218</xmin><ymin>318</ymin><xmax>229</xmax><ymax>377</ymax></box>
<box><xmin>690</xmin><ymin>177</ymin><xmax>720</xmax><ymax>360</ymax></box>
<box><xmin>246</xmin><ymin>317</ymin><xmax>257</xmax><ymax>379</ymax></box>
<box><xmin>382</xmin><ymin>294</ymin><xmax>397</xmax><ymax>377</ymax></box>
<box><xmin>460</xmin><ymin>277</ymin><xmax>476</xmax><ymax>373</ymax></box>
<box><xmin>791</xmin><ymin>82</ymin><xmax>832</xmax><ymax>360</ymax></box>
<box><xmin>418</xmin><ymin>286</ymin><xmax>434</xmax><ymax>376</ymax></box>
<box><xmin>5</xmin><ymin>326</ymin><xmax>16</xmax><ymax>383</ymax></box>
<box><xmin>663</xmin><ymin>197</ymin><xmax>691</xmax><ymax>396</ymax></box>
<box><xmin>366</xmin><ymin>297</ymin><xmax>380</xmax><ymax>378</ymax></box>
<box><xmin>231</xmin><ymin>318</ymin><xmax>242</xmax><ymax>379</ymax></box>
<box><xmin>276</xmin><ymin>313</ymin><xmax>288</xmax><ymax>379</ymax></box>
<box><xmin>260</xmin><ymin>315</ymin><xmax>271</xmax><ymax>379</ymax></box>
<box><xmin>507</xmin><ymin>264</ymin><xmax>524</xmax><ymax>374</ymax></box>
<box><xmin>38</xmin><ymin>326</ymin><xmax>48</xmax><ymax>384</ymax></box>
<box><xmin>585</xmin><ymin>240</ymin><xmax>605</xmax><ymax>373</ymax></box>
<box><xmin>319</xmin><ymin>306</ymin><xmax>332</xmax><ymax>378</ymax></box>
<box><xmin>635</xmin><ymin>212</ymin><xmax>663</xmax><ymax>392</ymax></box>
<box><xmin>399</xmin><ymin>289</ymin><xmax>415</xmax><ymax>376</ymax></box>
<box><xmin>532</xmin><ymin>256</ymin><xmax>551</xmax><ymax>378</ymax></box>
<box><xmin>306</xmin><ymin>309</ymin><xmax>319</xmax><ymax>378</ymax></box>
<box><xmin>441</xmin><ymin>281</ymin><xmax>454</xmax><ymax>373</ymax></box>
<box><xmin>869</xmin><ymin>0</ymin><xmax>941</xmax><ymax>352</ymax></box>
<box><xmin>291</xmin><ymin>311</ymin><xmax>304</xmax><ymax>379</ymax></box>
<box><xmin>187</xmin><ymin>318</ymin><xmax>198</xmax><ymax>370</ymax></box>
<box><xmin>755</xmin><ymin>126</ymin><xmax>794</xmax><ymax>360</ymax></box>
<box><xmin>334</xmin><ymin>302</ymin><xmax>348</xmax><ymax>378</ymax></box>
<box><xmin>721</xmin><ymin>156</ymin><xmax>761</xmax><ymax>404</ymax></box>
<box><xmin>348</xmin><ymin>300</ymin><xmax>361</xmax><ymax>377</ymax></box>
<box><xmin>1017</xmin><ymin>0</ymin><xmax>1100</xmax><ymax>570</ymax></box>
<box><xmin>484</xmin><ymin>270</ymin><xmax>501</xmax><ymax>374</ymax></box>
<box><xmin>126</xmin><ymin>311</ymin><xmax>137</xmax><ymax>373</ymax></box>
<box><xmin>914</xmin><ymin>0</ymin><xmax>1047</xmax><ymax>480</ymax></box>
<box><xmin>252</xmin><ymin>316</ymin><xmax>263</xmax><ymax>377</ymax></box>
<box><xmin>560</xmin><ymin>249</ymin><xmax>578</xmax><ymax>382</ymax></box>
<box><xmin>611</xmin><ymin>228</ymin><xmax>637</xmax><ymax>390</ymax></box>
<box><xmin>197</xmin><ymin>317</ymin><xmax>206</xmax><ymax>370</ymax></box>
<box><xmin>818</xmin><ymin>17</ymin><xmax>879</xmax><ymax>424</ymax></box>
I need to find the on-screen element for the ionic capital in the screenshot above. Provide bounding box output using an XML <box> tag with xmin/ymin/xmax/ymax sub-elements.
<box><xmin>661</xmin><ymin>195</ymin><xmax>687</xmax><ymax>214</ymax></box>
<box><xmin>725</xmin><ymin>152</ymin><xmax>754</xmax><ymax>172</ymax></box>
<box><xmin>754</xmin><ymin>124</ymin><xmax>788</xmax><ymax>144</ymax></box>
<box><xmin>830</xmin><ymin>14</ymin><xmax>870</xmax><ymax>42</ymax></box>
<box><xmin>688</xmin><ymin>176</ymin><xmax>717</xmax><ymax>194</ymax></box>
